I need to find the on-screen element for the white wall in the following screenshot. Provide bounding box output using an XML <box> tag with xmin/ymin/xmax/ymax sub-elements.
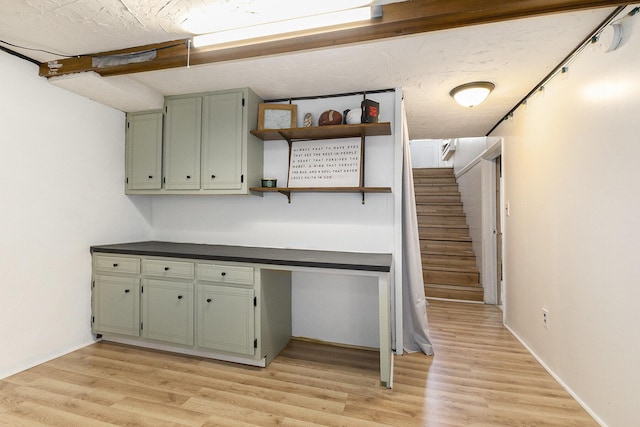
<box><xmin>444</xmin><ymin>137</ymin><xmax>503</xmax><ymax>303</ymax></box>
<box><xmin>151</xmin><ymin>92</ymin><xmax>398</xmax><ymax>348</ymax></box>
<box><xmin>0</xmin><ymin>52</ymin><xmax>153</xmax><ymax>378</ymax></box>
<box><xmin>409</xmin><ymin>139</ymin><xmax>452</xmax><ymax>168</ymax></box>
<box><xmin>451</xmin><ymin>137</ymin><xmax>489</xmax><ymax>271</ymax></box>
<box><xmin>493</xmin><ymin>9</ymin><xmax>640</xmax><ymax>425</ymax></box>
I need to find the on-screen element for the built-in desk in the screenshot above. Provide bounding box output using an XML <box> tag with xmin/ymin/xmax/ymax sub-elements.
<box><xmin>90</xmin><ymin>241</ymin><xmax>394</xmax><ymax>388</ymax></box>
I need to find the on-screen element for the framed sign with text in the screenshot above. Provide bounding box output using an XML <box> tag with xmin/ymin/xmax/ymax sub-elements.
<box><xmin>287</xmin><ymin>140</ymin><xmax>362</xmax><ymax>188</ymax></box>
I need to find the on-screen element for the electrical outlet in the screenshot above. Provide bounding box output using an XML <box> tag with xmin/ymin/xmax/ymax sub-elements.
<box><xmin>542</xmin><ymin>308</ymin><xmax>549</xmax><ymax>329</ymax></box>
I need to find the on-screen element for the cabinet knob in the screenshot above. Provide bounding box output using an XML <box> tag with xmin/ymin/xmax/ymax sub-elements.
<box><xmin>164</xmin><ymin>267</ymin><xmax>170</xmax><ymax>271</ymax></box>
<box><xmin>221</xmin><ymin>272</ymin><xmax>226</xmax><ymax>276</ymax></box>
<box><xmin>211</xmin><ymin>175</ymin><xmax>216</xmax><ymax>179</ymax></box>
<box><xmin>148</xmin><ymin>175</ymin><xmax>153</xmax><ymax>179</ymax></box>
<box><xmin>113</xmin><ymin>263</ymin><xmax>118</xmax><ymax>267</ymax></box>
<box><xmin>177</xmin><ymin>295</ymin><xmax>183</xmax><ymax>300</ymax></box>
<box><xmin>124</xmin><ymin>289</ymin><xmax>130</xmax><ymax>293</ymax></box>
<box><xmin>186</xmin><ymin>175</ymin><xmax>191</xmax><ymax>179</ymax></box>
<box><xmin>206</xmin><ymin>298</ymin><xmax>212</xmax><ymax>303</ymax></box>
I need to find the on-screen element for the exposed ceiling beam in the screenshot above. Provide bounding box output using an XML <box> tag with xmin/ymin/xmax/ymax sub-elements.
<box><xmin>39</xmin><ymin>0</ymin><xmax>627</xmax><ymax>78</ymax></box>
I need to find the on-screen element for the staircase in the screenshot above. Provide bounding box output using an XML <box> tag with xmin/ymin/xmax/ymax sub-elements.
<box><xmin>413</xmin><ymin>168</ymin><xmax>484</xmax><ymax>302</ymax></box>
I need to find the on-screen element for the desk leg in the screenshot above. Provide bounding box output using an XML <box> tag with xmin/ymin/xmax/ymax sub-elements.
<box><xmin>378</xmin><ymin>273</ymin><xmax>393</xmax><ymax>388</ymax></box>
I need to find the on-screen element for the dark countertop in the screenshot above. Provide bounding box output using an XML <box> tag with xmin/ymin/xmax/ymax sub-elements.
<box><xmin>90</xmin><ymin>241</ymin><xmax>392</xmax><ymax>273</ymax></box>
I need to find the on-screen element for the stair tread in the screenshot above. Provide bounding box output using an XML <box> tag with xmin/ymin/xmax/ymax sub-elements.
<box><xmin>424</xmin><ymin>283</ymin><xmax>483</xmax><ymax>289</ymax></box>
<box><xmin>413</xmin><ymin>174</ymin><xmax>454</xmax><ymax>178</ymax></box>
<box><xmin>425</xmin><ymin>283</ymin><xmax>483</xmax><ymax>291</ymax></box>
<box><xmin>414</xmin><ymin>188</ymin><xmax>459</xmax><ymax>192</ymax></box>
<box><xmin>414</xmin><ymin>191</ymin><xmax>461</xmax><ymax>195</ymax></box>
<box><xmin>424</xmin><ymin>255</ymin><xmax>477</xmax><ymax>261</ymax></box>
<box><xmin>424</xmin><ymin>248</ymin><xmax>475</xmax><ymax>252</ymax></box>
<box><xmin>418</xmin><ymin>224</ymin><xmax>469</xmax><ymax>229</ymax></box>
<box><xmin>424</xmin><ymin>251</ymin><xmax>476</xmax><ymax>257</ymax></box>
<box><xmin>423</xmin><ymin>265</ymin><xmax>479</xmax><ymax>274</ymax></box>
<box><xmin>413</xmin><ymin>168</ymin><xmax>454</xmax><ymax>172</ymax></box>
<box><xmin>420</xmin><ymin>237</ymin><xmax>472</xmax><ymax>242</ymax></box>
<box><xmin>413</xmin><ymin>182</ymin><xmax>458</xmax><ymax>185</ymax></box>
<box><xmin>424</xmin><ymin>257</ymin><xmax>477</xmax><ymax>263</ymax></box>
<box><xmin>425</xmin><ymin>291</ymin><xmax>483</xmax><ymax>302</ymax></box>
<box><xmin>418</xmin><ymin>212</ymin><xmax>466</xmax><ymax>215</ymax></box>
<box><xmin>420</xmin><ymin>239</ymin><xmax>474</xmax><ymax>249</ymax></box>
<box><xmin>418</xmin><ymin>218</ymin><xmax>467</xmax><ymax>222</ymax></box>
<box><xmin>416</xmin><ymin>200</ymin><xmax>462</xmax><ymax>206</ymax></box>
<box><xmin>425</xmin><ymin>255</ymin><xmax>476</xmax><ymax>260</ymax></box>
<box><xmin>414</xmin><ymin>167</ymin><xmax>483</xmax><ymax>302</ymax></box>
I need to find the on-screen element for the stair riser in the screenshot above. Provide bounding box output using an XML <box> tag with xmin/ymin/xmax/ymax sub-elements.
<box><xmin>415</xmin><ymin>195</ymin><xmax>461</xmax><ymax>203</ymax></box>
<box><xmin>417</xmin><ymin>215</ymin><xmax>467</xmax><ymax>225</ymax></box>
<box><xmin>413</xmin><ymin>185</ymin><xmax>459</xmax><ymax>193</ymax></box>
<box><xmin>419</xmin><ymin>228</ymin><xmax>469</xmax><ymax>239</ymax></box>
<box><xmin>416</xmin><ymin>205</ymin><xmax>464</xmax><ymax>214</ymax></box>
<box><xmin>421</xmin><ymin>240</ymin><xmax>473</xmax><ymax>252</ymax></box>
<box><xmin>413</xmin><ymin>177</ymin><xmax>457</xmax><ymax>184</ymax></box>
<box><xmin>412</xmin><ymin>168</ymin><xmax>454</xmax><ymax>177</ymax></box>
<box><xmin>425</xmin><ymin>286</ymin><xmax>484</xmax><ymax>302</ymax></box>
<box><xmin>423</xmin><ymin>256</ymin><xmax>478</xmax><ymax>268</ymax></box>
<box><xmin>414</xmin><ymin>184</ymin><xmax>458</xmax><ymax>190</ymax></box>
<box><xmin>424</xmin><ymin>270</ymin><xmax>480</xmax><ymax>286</ymax></box>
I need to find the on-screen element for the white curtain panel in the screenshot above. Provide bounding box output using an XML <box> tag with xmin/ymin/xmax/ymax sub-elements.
<box><xmin>401</xmin><ymin>101</ymin><xmax>433</xmax><ymax>355</ymax></box>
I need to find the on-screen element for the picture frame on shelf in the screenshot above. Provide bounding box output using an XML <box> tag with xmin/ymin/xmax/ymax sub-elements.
<box><xmin>258</xmin><ymin>103</ymin><xmax>297</xmax><ymax>130</ymax></box>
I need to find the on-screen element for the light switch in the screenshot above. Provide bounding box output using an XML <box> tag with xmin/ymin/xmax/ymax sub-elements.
<box><xmin>506</xmin><ymin>202</ymin><xmax>511</xmax><ymax>217</ymax></box>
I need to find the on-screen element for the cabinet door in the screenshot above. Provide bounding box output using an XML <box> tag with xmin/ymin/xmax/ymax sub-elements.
<box><xmin>125</xmin><ymin>112</ymin><xmax>163</xmax><ymax>191</ymax></box>
<box><xmin>93</xmin><ymin>275</ymin><xmax>140</xmax><ymax>337</ymax></box>
<box><xmin>201</xmin><ymin>91</ymin><xmax>243</xmax><ymax>190</ymax></box>
<box><xmin>164</xmin><ymin>97</ymin><xmax>202</xmax><ymax>190</ymax></box>
<box><xmin>196</xmin><ymin>284</ymin><xmax>255</xmax><ymax>355</ymax></box>
<box><xmin>141</xmin><ymin>279</ymin><xmax>194</xmax><ymax>345</ymax></box>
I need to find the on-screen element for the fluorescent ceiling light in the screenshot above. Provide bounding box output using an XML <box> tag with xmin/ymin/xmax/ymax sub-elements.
<box><xmin>449</xmin><ymin>82</ymin><xmax>495</xmax><ymax>108</ymax></box>
<box><xmin>183</xmin><ymin>0</ymin><xmax>376</xmax><ymax>34</ymax></box>
<box><xmin>192</xmin><ymin>6</ymin><xmax>376</xmax><ymax>48</ymax></box>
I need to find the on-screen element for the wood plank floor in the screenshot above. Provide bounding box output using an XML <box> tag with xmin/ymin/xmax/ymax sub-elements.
<box><xmin>0</xmin><ymin>300</ymin><xmax>597</xmax><ymax>426</ymax></box>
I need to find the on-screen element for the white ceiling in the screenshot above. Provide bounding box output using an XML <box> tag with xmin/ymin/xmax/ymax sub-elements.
<box><xmin>0</xmin><ymin>1</ymin><xmax>615</xmax><ymax>139</ymax></box>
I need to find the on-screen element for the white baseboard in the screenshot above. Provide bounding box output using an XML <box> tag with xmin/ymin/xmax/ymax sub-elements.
<box><xmin>503</xmin><ymin>324</ymin><xmax>607</xmax><ymax>427</ymax></box>
<box><xmin>0</xmin><ymin>339</ymin><xmax>97</xmax><ymax>380</ymax></box>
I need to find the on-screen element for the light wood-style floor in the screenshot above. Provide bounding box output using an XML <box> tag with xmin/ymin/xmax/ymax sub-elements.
<box><xmin>0</xmin><ymin>300</ymin><xmax>596</xmax><ymax>426</ymax></box>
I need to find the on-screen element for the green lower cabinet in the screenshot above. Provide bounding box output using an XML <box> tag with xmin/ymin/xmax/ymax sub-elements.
<box><xmin>141</xmin><ymin>279</ymin><xmax>194</xmax><ymax>346</ymax></box>
<box><xmin>92</xmin><ymin>275</ymin><xmax>140</xmax><ymax>337</ymax></box>
<box><xmin>91</xmin><ymin>253</ymin><xmax>291</xmax><ymax>366</ymax></box>
<box><xmin>196</xmin><ymin>284</ymin><xmax>255</xmax><ymax>356</ymax></box>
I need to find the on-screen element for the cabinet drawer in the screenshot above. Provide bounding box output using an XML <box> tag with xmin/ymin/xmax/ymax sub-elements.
<box><xmin>197</xmin><ymin>264</ymin><xmax>254</xmax><ymax>285</ymax></box>
<box><xmin>94</xmin><ymin>255</ymin><xmax>140</xmax><ymax>274</ymax></box>
<box><xmin>142</xmin><ymin>259</ymin><xmax>194</xmax><ymax>279</ymax></box>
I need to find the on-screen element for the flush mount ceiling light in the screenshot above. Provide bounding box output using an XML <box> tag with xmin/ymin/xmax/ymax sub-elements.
<box><xmin>192</xmin><ymin>5</ymin><xmax>381</xmax><ymax>48</ymax></box>
<box><xmin>449</xmin><ymin>82</ymin><xmax>495</xmax><ymax>108</ymax></box>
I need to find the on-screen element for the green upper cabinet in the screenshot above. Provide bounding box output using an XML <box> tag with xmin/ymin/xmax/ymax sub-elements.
<box><xmin>125</xmin><ymin>87</ymin><xmax>263</xmax><ymax>195</ymax></box>
<box><xmin>125</xmin><ymin>111</ymin><xmax>163</xmax><ymax>191</ymax></box>
<box><xmin>163</xmin><ymin>96</ymin><xmax>202</xmax><ymax>190</ymax></box>
<box><xmin>202</xmin><ymin>91</ymin><xmax>243</xmax><ymax>190</ymax></box>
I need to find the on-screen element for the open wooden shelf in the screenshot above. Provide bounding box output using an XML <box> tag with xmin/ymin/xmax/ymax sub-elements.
<box><xmin>251</xmin><ymin>122</ymin><xmax>392</xmax><ymax>203</ymax></box>
<box><xmin>250</xmin><ymin>122</ymin><xmax>391</xmax><ymax>142</ymax></box>
<box><xmin>250</xmin><ymin>186</ymin><xmax>392</xmax><ymax>204</ymax></box>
